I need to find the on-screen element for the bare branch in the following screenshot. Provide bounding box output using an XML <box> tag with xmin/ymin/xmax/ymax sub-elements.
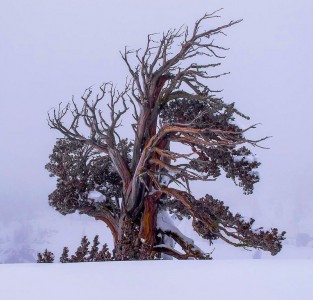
<box><xmin>48</xmin><ymin>83</ymin><xmax>131</xmax><ymax>191</ymax></box>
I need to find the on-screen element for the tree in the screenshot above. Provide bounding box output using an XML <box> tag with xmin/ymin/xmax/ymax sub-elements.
<box><xmin>47</xmin><ymin>11</ymin><xmax>285</xmax><ymax>260</ymax></box>
<box><xmin>37</xmin><ymin>249</ymin><xmax>54</xmax><ymax>263</ymax></box>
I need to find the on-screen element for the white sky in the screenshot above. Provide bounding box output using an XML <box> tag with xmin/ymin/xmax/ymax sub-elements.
<box><xmin>0</xmin><ymin>0</ymin><xmax>312</xmax><ymax>241</ymax></box>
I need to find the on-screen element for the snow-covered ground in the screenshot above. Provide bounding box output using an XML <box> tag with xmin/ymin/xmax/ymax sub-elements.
<box><xmin>0</xmin><ymin>260</ymin><xmax>312</xmax><ymax>300</ymax></box>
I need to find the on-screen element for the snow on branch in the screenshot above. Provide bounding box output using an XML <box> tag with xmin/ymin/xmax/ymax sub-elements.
<box><xmin>156</xmin><ymin>210</ymin><xmax>210</xmax><ymax>259</ymax></box>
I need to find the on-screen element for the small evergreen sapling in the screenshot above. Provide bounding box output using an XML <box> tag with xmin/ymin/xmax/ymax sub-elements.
<box><xmin>95</xmin><ymin>244</ymin><xmax>112</xmax><ymax>262</ymax></box>
<box><xmin>88</xmin><ymin>235</ymin><xmax>100</xmax><ymax>262</ymax></box>
<box><xmin>70</xmin><ymin>236</ymin><xmax>90</xmax><ymax>262</ymax></box>
<box><xmin>60</xmin><ymin>247</ymin><xmax>69</xmax><ymax>263</ymax></box>
<box><xmin>37</xmin><ymin>249</ymin><xmax>54</xmax><ymax>263</ymax></box>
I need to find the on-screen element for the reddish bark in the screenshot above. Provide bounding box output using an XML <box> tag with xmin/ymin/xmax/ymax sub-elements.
<box><xmin>138</xmin><ymin>192</ymin><xmax>162</xmax><ymax>247</ymax></box>
<box><xmin>94</xmin><ymin>215</ymin><xmax>118</xmax><ymax>247</ymax></box>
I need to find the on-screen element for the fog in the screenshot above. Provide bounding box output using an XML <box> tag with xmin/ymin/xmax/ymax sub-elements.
<box><xmin>0</xmin><ymin>0</ymin><xmax>312</xmax><ymax>262</ymax></box>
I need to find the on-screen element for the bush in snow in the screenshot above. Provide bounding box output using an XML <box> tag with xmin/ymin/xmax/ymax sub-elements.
<box><xmin>37</xmin><ymin>249</ymin><xmax>54</xmax><ymax>263</ymax></box>
<box><xmin>38</xmin><ymin>235</ymin><xmax>113</xmax><ymax>263</ymax></box>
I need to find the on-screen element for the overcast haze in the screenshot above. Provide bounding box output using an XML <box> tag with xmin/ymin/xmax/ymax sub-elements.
<box><xmin>0</xmin><ymin>0</ymin><xmax>312</xmax><ymax>261</ymax></box>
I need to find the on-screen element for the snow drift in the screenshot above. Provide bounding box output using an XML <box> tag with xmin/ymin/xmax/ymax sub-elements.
<box><xmin>0</xmin><ymin>260</ymin><xmax>312</xmax><ymax>300</ymax></box>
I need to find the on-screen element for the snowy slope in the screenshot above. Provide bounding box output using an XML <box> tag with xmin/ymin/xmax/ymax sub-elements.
<box><xmin>0</xmin><ymin>260</ymin><xmax>312</xmax><ymax>300</ymax></box>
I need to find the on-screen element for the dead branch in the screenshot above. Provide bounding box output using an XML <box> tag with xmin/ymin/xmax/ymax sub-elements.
<box><xmin>48</xmin><ymin>83</ymin><xmax>132</xmax><ymax>191</ymax></box>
